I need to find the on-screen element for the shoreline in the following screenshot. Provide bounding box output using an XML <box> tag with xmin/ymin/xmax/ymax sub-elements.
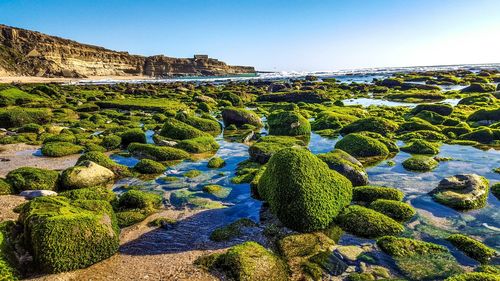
<box><xmin>0</xmin><ymin>75</ymin><xmax>157</xmax><ymax>84</ymax></box>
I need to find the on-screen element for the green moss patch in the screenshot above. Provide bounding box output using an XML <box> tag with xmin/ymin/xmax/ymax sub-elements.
<box><xmin>447</xmin><ymin>234</ymin><xmax>497</xmax><ymax>264</ymax></box>
<box><xmin>6</xmin><ymin>167</ymin><xmax>59</xmax><ymax>193</ymax></box>
<box><xmin>369</xmin><ymin>199</ymin><xmax>416</xmax><ymax>222</ymax></box>
<box><xmin>336</xmin><ymin>205</ymin><xmax>404</xmax><ymax>238</ymax></box>
<box><xmin>402</xmin><ymin>155</ymin><xmax>439</xmax><ymax>172</ymax></box>
<box><xmin>352</xmin><ymin>185</ymin><xmax>404</xmax><ymax>203</ymax></box>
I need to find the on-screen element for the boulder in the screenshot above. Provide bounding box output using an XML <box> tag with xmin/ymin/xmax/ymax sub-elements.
<box><xmin>267</xmin><ymin>110</ymin><xmax>311</xmax><ymax>136</ymax></box>
<box><xmin>60</xmin><ymin>161</ymin><xmax>115</xmax><ymax>190</ymax></box>
<box><xmin>318</xmin><ymin>149</ymin><xmax>368</xmax><ymax>186</ymax></box>
<box><xmin>430</xmin><ymin>174</ymin><xmax>489</xmax><ymax>210</ymax></box>
<box><xmin>18</xmin><ymin>196</ymin><xmax>119</xmax><ymax>273</ymax></box>
<box><xmin>258</xmin><ymin>147</ymin><xmax>352</xmax><ymax>232</ymax></box>
<box><xmin>20</xmin><ymin>190</ymin><xmax>58</xmax><ymax>199</ymax></box>
<box><xmin>257</xmin><ymin>91</ymin><xmax>330</xmax><ymax>103</ymax></box>
<box><xmin>221</xmin><ymin>107</ymin><xmax>263</xmax><ymax>128</ymax></box>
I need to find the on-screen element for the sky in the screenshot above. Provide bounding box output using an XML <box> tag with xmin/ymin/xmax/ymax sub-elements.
<box><xmin>0</xmin><ymin>0</ymin><xmax>499</xmax><ymax>71</ymax></box>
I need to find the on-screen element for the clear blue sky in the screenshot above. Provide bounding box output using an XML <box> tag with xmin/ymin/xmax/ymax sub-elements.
<box><xmin>1</xmin><ymin>0</ymin><xmax>499</xmax><ymax>71</ymax></box>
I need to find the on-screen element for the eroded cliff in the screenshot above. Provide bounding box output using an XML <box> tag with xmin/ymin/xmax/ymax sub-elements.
<box><xmin>0</xmin><ymin>25</ymin><xmax>255</xmax><ymax>78</ymax></box>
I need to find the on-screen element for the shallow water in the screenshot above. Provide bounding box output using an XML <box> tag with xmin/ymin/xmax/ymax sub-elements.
<box><xmin>109</xmin><ymin>120</ymin><xmax>500</xmax><ymax>260</ymax></box>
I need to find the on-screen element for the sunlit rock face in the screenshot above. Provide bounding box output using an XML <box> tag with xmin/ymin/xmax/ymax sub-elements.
<box><xmin>0</xmin><ymin>24</ymin><xmax>255</xmax><ymax>78</ymax></box>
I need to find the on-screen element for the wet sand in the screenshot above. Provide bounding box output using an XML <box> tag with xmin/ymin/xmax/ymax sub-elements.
<box><xmin>0</xmin><ymin>143</ymin><xmax>80</xmax><ymax>177</ymax></box>
<box><xmin>0</xmin><ymin>195</ymin><xmax>27</xmax><ymax>222</ymax></box>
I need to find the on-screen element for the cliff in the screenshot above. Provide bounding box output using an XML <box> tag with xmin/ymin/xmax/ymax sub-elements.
<box><xmin>0</xmin><ymin>24</ymin><xmax>255</xmax><ymax>78</ymax></box>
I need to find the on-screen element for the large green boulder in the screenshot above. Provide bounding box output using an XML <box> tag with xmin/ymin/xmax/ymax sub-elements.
<box><xmin>352</xmin><ymin>186</ymin><xmax>404</xmax><ymax>203</ymax></box>
<box><xmin>18</xmin><ymin>196</ymin><xmax>119</xmax><ymax>273</ymax></box>
<box><xmin>400</xmin><ymin>139</ymin><xmax>440</xmax><ymax>155</ymax></box>
<box><xmin>336</xmin><ymin>205</ymin><xmax>404</xmax><ymax>238</ymax></box>
<box><xmin>267</xmin><ymin>111</ymin><xmax>311</xmax><ymax>136</ymax></box>
<box><xmin>77</xmin><ymin>151</ymin><xmax>130</xmax><ymax>177</ymax></box>
<box><xmin>160</xmin><ymin>117</ymin><xmax>208</xmax><ymax>140</ymax></box>
<box><xmin>340</xmin><ymin>117</ymin><xmax>398</xmax><ymax>136</ymax></box>
<box><xmin>209</xmin><ymin>241</ymin><xmax>288</xmax><ymax>281</ymax></box>
<box><xmin>369</xmin><ymin>199</ymin><xmax>416</xmax><ymax>222</ymax></box>
<box><xmin>430</xmin><ymin>174</ymin><xmax>489</xmax><ymax>210</ymax></box>
<box><xmin>467</xmin><ymin>108</ymin><xmax>500</xmax><ymax>122</ymax></box>
<box><xmin>41</xmin><ymin>141</ymin><xmax>83</xmax><ymax>157</ymax></box>
<box><xmin>335</xmin><ymin>133</ymin><xmax>389</xmax><ymax>159</ymax></box>
<box><xmin>318</xmin><ymin>149</ymin><xmax>368</xmax><ymax>186</ymax></box>
<box><xmin>377</xmin><ymin>236</ymin><xmax>463</xmax><ymax>280</ymax></box>
<box><xmin>60</xmin><ymin>161</ymin><xmax>115</xmax><ymax>190</ymax></box>
<box><xmin>6</xmin><ymin>167</ymin><xmax>59</xmax><ymax>193</ymax></box>
<box><xmin>258</xmin><ymin>148</ymin><xmax>352</xmax><ymax>232</ymax></box>
<box><xmin>175</xmin><ymin>112</ymin><xmax>221</xmax><ymax>136</ymax></box>
<box><xmin>402</xmin><ymin>155</ymin><xmax>438</xmax><ymax>172</ymax></box>
<box><xmin>222</xmin><ymin>107</ymin><xmax>263</xmax><ymax>128</ymax></box>
<box><xmin>175</xmin><ymin>136</ymin><xmax>220</xmax><ymax>153</ymax></box>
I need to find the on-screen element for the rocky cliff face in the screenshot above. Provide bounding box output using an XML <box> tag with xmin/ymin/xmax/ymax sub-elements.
<box><xmin>0</xmin><ymin>25</ymin><xmax>255</xmax><ymax>78</ymax></box>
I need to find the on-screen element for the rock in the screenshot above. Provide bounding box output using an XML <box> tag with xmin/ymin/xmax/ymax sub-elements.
<box><xmin>258</xmin><ymin>147</ymin><xmax>352</xmax><ymax>232</ymax></box>
<box><xmin>267</xmin><ymin>110</ymin><xmax>311</xmax><ymax>136</ymax></box>
<box><xmin>257</xmin><ymin>91</ymin><xmax>330</xmax><ymax>103</ymax></box>
<box><xmin>460</xmin><ymin>83</ymin><xmax>496</xmax><ymax>93</ymax></box>
<box><xmin>430</xmin><ymin>174</ymin><xmax>489</xmax><ymax>210</ymax></box>
<box><xmin>221</xmin><ymin>107</ymin><xmax>263</xmax><ymax>128</ymax></box>
<box><xmin>60</xmin><ymin>161</ymin><xmax>115</xmax><ymax>190</ymax></box>
<box><xmin>318</xmin><ymin>149</ymin><xmax>369</xmax><ymax>186</ymax></box>
<box><xmin>18</xmin><ymin>196</ymin><xmax>119</xmax><ymax>273</ymax></box>
<box><xmin>249</xmin><ymin>135</ymin><xmax>304</xmax><ymax>164</ymax></box>
<box><xmin>335</xmin><ymin>245</ymin><xmax>365</xmax><ymax>263</ymax></box>
<box><xmin>309</xmin><ymin>251</ymin><xmax>348</xmax><ymax>276</ymax></box>
<box><xmin>20</xmin><ymin>190</ymin><xmax>58</xmax><ymax>199</ymax></box>
<box><xmin>268</xmin><ymin>83</ymin><xmax>289</xmax><ymax>92</ymax></box>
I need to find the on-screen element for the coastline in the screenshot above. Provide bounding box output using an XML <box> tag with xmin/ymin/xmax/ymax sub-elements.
<box><xmin>0</xmin><ymin>75</ymin><xmax>157</xmax><ymax>84</ymax></box>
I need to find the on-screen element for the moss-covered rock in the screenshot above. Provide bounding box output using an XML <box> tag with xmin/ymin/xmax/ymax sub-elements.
<box><xmin>400</xmin><ymin>139</ymin><xmax>440</xmax><ymax>155</ymax></box>
<box><xmin>41</xmin><ymin>141</ymin><xmax>83</xmax><ymax>157</ymax></box>
<box><xmin>336</xmin><ymin>205</ymin><xmax>404</xmax><ymax>238</ymax></box>
<box><xmin>411</xmin><ymin>103</ymin><xmax>453</xmax><ymax>116</ymax></box>
<box><xmin>267</xmin><ymin>110</ymin><xmax>311</xmax><ymax>136</ymax></box>
<box><xmin>222</xmin><ymin>107</ymin><xmax>263</xmax><ymax>128</ymax></box>
<box><xmin>445</xmin><ymin>272</ymin><xmax>500</xmax><ymax>281</ymax></box>
<box><xmin>59</xmin><ymin>186</ymin><xmax>116</xmax><ymax>202</ymax></box>
<box><xmin>175</xmin><ymin>136</ymin><xmax>220</xmax><ymax>153</ymax></box>
<box><xmin>460</xmin><ymin>127</ymin><xmax>500</xmax><ymax>144</ymax></box>
<box><xmin>183</xmin><ymin>169</ymin><xmax>202</xmax><ymax>178</ymax></box>
<box><xmin>447</xmin><ymin>234</ymin><xmax>497</xmax><ymax>264</ymax></box>
<box><xmin>128</xmin><ymin>142</ymin><xmax>189</xmax><ymax>161</ymax></box>
<box><xmin>60</xmin><ymin>161</ymin><xmax>115</xmax><ymax>190</ymax></box>
<box><xmin>340</xmin><ymin>117</ymin><xmax>398</xmax><ymax>136</ymax></box>
<box><xmin>311</xmin><ymin>110</ymin><xmax>357</xmax><ymax>131</ymax></box>
<box><xmin>120</xmin><ymin>128</ymin><xmax>146</xmax><ymax>146</ymax></box>
<box><xmin>398</xmin><ymin>130</ymin><xmax>447</xmax><ymax>141</ymax></box>
<box><xmin>352</xmin><ymin>185</ymin><xmax>404</xmax><ymax>203</ymax></box>
<box><xmin>467</xmin><ymin>108</ymin><xmax>500</xmax><ymax>122</ymax></box>
<box><xmin>0</xmin><ymin>107</ymin><xmax>52</xmax><ymax>128</ymax></box>
<box><xmin>18</xmin><ymin>196</ymin><xmax>119</xmax><ymax>273</ymax></box>
<box><xmin>335</xmin><ymin>133</ymin><xmax>389</xmax><ymax>160</ymax></box>
<box><xmin>209</xmin><ymin>218</ymin><xmax>257</xmax><ymax>241</ymax></box>
<box><xmin>207</xmin><ymin>157</ymin><xmax>226</xmax><ymax>168</ymax></box>
<box><xmin>458</xmin><ymin>94</ymin><xmax>497</xmax><ymax>105</ymax></box>
<box><xmin>377</xmin><ymin>236</ymin><xmax>463</xmax><ymax>281</ymax></box>
<box><xmin>430</xmin><ymin>174</ymin><xmax>489</xmax><ymax>210</ymax></box>
<box><xmin>117</xmin><ymin>190</ymin><xmax>162</xmax><ymax>211</ymax></box>
<box><xmin>460</xmin><ymin>83</ymin><xmax>496</xmax><ymax>93</ymax></box>
<box><xmin>398</xmin><ymin>117</ymin><xmax>442</xmax><ymax>133</ymax></box>
<box><xmin>6</xmin><ymin>167</ymin><xmax>59</xmax><ymax>193</ymax></box>
<box><xmin>0</xmin><ymin>178</ymin><xmax>14</xmax><ymax>195</ymax></box>
<box><xmin>134</xmin><ymin>159</ymin><xmax>165</xmax><ymax>174</ymax></box>
<box><xmin>160</xmin><ymin>117</ymin><xmax>209</xmax><ymax>140</ymax></box>
<box><xmin>402</xmin><ymin>155</ymin><xmax>438</xmax><ymax>172</ymax></box>
<box><xmin>369</xmin><ymin>199</ymin><xmax>416</xmax><ymax>222</ymax></box>
<box><xmin>414</xmin><ymin>110</ymin><xmax>446</xmax><ymax>125</ymax></box>
<box><xmin>209</xmin><ymin>241</ymin><xmax>288</xmax><ymax>281</ymax></box>
<box><xmin>175</xmin><ymin>112</ymin><xmax>222</xmax><ymax>136</ymax></box>
<box><xmin>318</xmin><ymin>149</ymin><xmax>368</xmax><ymax>186</ymax></box>
<box><xmin>492</xmin><ymin>183</ymin><xmax>500</xmax><ymax>200</ymax></box>
<box><xmin>0</xmin><ymin>221</ymin><xmax>18</xmax><ymax>280</ymax></box>
<box><xmin>249</xmin><ymin>135</ymin><xmax>304</xmax><ymax>164</ymax></box>
<box><xmin>101</xmin><ymin>134</ymin><xmax>121</xmax><ymax>150</ymax></box>
<box><xmin>202</xmin><ymin>184</ymin><xmax>231</xmax><ymax>198</ymax></box>
<box><xmin>258</xmin><ymin>148</ymin><xmax>352</xmax><ymax>232</ymax></box>
<box><xmin>77</xmin><ymin>151</ymin><xmax>130</xmax><ymax>177</ymax></box>
<box><xmin>278</xmin><ymin>232</ymin><xmax>335</xmax><ymax>260</ymax></box>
